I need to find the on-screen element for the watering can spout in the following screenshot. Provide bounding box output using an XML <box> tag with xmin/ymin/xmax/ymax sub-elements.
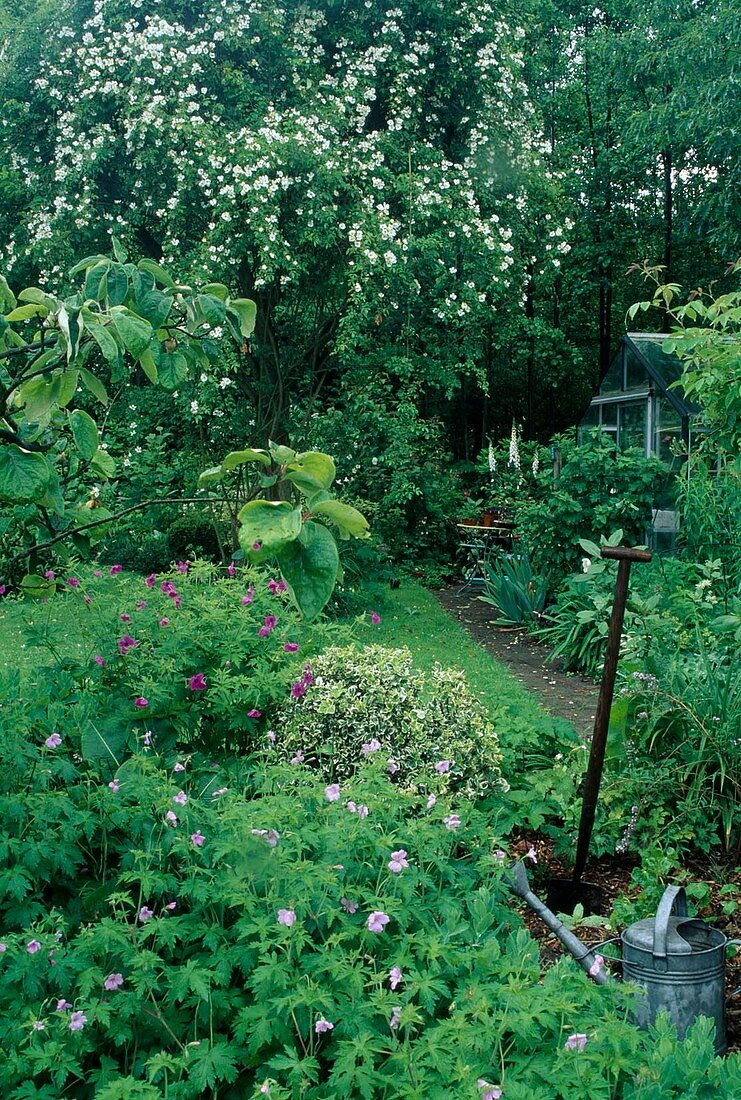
<box><xmin>503</xmin><ymin>861</ymin><xmax>611</xmax><ymax>986</ymax></box>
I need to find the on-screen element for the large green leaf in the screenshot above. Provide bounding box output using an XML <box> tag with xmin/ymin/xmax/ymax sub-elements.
<box><xmin>157</xmin><ymin>350</ymin><xmax>188</xmax><ymax>390</ymax></box>
<box><xmin>103</xmin><ymin>263</ymin><xmax>129</xmax><ymax>306</ymax></box>
<box><xmin>51</xmin><ymin>370</ymin><xmax>78</xmax><ymax>408</ymax></box>
<box><xmin>237</xmin><ymin>499</ymin><xmax>302</xmax><ymax>555</ymax></box>
<box><xmin>228</xmin><ymin>297</ymin><xmax>257</xmax><ymax>338</ymax></box>
<box><xmin>197</xmin><ymin>293</ymin><xmax>227</xmax><ymax>327</ymax></box>
<box><xmin>90</xmin><ymin>447</ymin><xmax>116</xmax><ymax>479</ymax></box>
<box><xmin>139</xmin><ymin>344</ymin><xmax>159</xmax><ymax>384</ymax></box>
<box><xmin>69</xmin><ymin>253</ymin><xmax>106</xmax><ymax>277</ymax></box>
<box><xmin>310</xmin><ymin>498</ymin><xmax>370</xmax><ymax>539</ymax></box>
<box><xmin>83</xmin><ymin>261</ymin><xmax>110</xmax><ymax>303</ymax></box>
<box><xmin>137</xmin><ymin>259</ymin><xmax>176</xmax><ymax>288</ymax></box>
<box><xmin>285</xmin><ymin>451</ymin><xmax>336</xmax><ymax>493</ymax></box>
<box><xmin>4</xmin><ymin>302</ymin><xmax>48</xmax><ymax>322</ymax></box>
<box><xmin>268</xmin><ymin>441</ymin><xmax>296</xmax><ymax>465</ymax></box>
<box><xmin>78</xmin><ymin>366</ymin><xmax>109</xmax><ymax>405</ymax></box>
<box><xmin>0</xmin><ymin>444</ymin><xmax>52</xmax><ymax>502</ymax></box>
<box><xmin>131</xmin><ymin>271</ymin><xmax>173</xmax><ymax>328</ymax></box>
<box><xmin>18</xmin><ymin>375</ymin><xmax>57</xmax><ymax>422</ymax></box>
<box><xmin>0</xmin><ymin>274</ymin><xmax>16</xmax><ymax>312</ymax></box>
<box><xmin>80</xmin><ymin>717</ymin><xmax>132</xmax><ymax>767</ymax></box>
<box><xmin>276</xmin><ymin>520</ymin><xmax>340</xmax><ymax>620</ymax></box>
<box><xmin>18</xmin><ymin>287</ymin><xmax>57</xmax><ymax>313</ymax></box>
<box><xmin>83</xmin><ymin>316</ymin><xmax>120</xmax><ymax>363</ymax></box>
<box><xmin>69</xmin><ymin>409</ymin><xmax>99</xmax><ymax>460</ymax></box>
<box><xmin>202</xmin><ymin>282</ymin><xmax>229</xmax><ymax>301</ymax></box>
<box><xmin>19</xmin><ymin>574</ymin><xmax>56</xmax><ymax>599</ymax></box>
<box><xmin>221</xmin><ymin>448</ymin><xmax>271</xmax><ymax>472</ymax></box>
<box><xmin>197</xmin><ymin>465</ymin><xmax>224</xmax><ymax>488</ymax></box>
<box><xmin>110</xmin><ymin>308</ymin><xmax>153</xmax><ymax>359</ymax></box>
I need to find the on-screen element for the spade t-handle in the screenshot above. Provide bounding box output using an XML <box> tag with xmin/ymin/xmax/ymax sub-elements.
<box><xmin>572</xmin><ymin>545</ymin><xmax>652</xmax><ymax>884</ymax></box>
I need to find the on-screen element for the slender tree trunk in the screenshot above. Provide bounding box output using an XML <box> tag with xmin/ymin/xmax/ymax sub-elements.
<box><xmin>662</xmin><ymin>145</ymin><xmax>673</xmax><ymax>276</ymax></box>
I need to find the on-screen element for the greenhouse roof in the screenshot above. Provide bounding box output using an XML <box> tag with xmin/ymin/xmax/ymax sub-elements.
<box><xmin>597</xmin><ymin>332</ymin><xmax>696</xmax><ymax>417</ymax></box>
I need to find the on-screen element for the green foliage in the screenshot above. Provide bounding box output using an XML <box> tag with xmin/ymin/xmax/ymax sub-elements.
<box><xmin>166</xmin><ymin>513</ymin><xmax>225</xmax><ymax>563</ymax></box>
<box><xmin>674</xmin><ymin>456</ymin><xmax>741</xmax><ymax>587</ymax></box>
<box><xmin>17</xmin><ymin>562</ymin><xmax>346</xmax><ymax>758</ymax></box>
<box><xmin>0</xmin><ymin>706</ymin><xmax>737</xmax><ymax>1097</ymax></box>
<box><xmin>479</xmin><ymin>553</ymin><xmax>549</xmax><ymax>627</ymax></box>
<box><xmin>276</xmin><ymin>645</ymin><xmax>503</xmax><ymax>800</ymax></box>
<box><xmin>630</xmin><ymin>260</ymin><xmax>741</xmax><ymax>453</ymax></box>
<box><xmin>516</xmin><ymin>435</ymin><xmax>667</xmax><ymax>585</ymax></box>
<box><xmin>0</xmin><ymin>248</ymin><xmax>254</xmax><ymax>572</ymax></box>
<box><xmin>200</xmin><ymin>441</ymin><xmax>369</xmax><ymax>619</ymax></box>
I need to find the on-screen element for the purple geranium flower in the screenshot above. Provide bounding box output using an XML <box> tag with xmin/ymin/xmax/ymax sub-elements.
<box><xmin>564</xmin><ymin>1033</ymin><xmax>588</xmax><ymax>1052</ymax></box>
<box><xmin>315</xmin><ymin>1017</ymin><xmax>334</xmax><ymax>1034</ymax></box>
<box><xmin>367</xmin><ymin>911</ymin><xmax>390</xmax><ymax>933</ymax></box>
<box><xmin>104</xmin><ymin>973</ymin><xmax>124</xmax><ymax>991</ymax></box>
<box><xmin>190</xmin><ymin>831</ymin><xmax>205</xmax><ymax>848</ymax></box>
<box><xmin>324</xmin><ymin>784</ymin><xmax>341</xmax><ymax>802</ymax></box>
<box><xmin>389</xmin><ymin>966</ymin><xmax>403</xmax><ymax>990</ymax></box>
<box><xmin>134</xmin><ymin>697</ymin><xmax>149</xmax><ymax>708</ymax></box>
<box><xmin>27</xmin><ymin>940</ymin><xmax>41</xmax><ymax>954</ymax></box>
<box><xmin>188</xmin><ymin>673</ymin><xmax>207</xmax><ymax>691</ymax></box>
<box><xmin>388</xmin><ymin>849</ymin><xmax>409</xmax><ymax>873</ymax></box>
<box><xmin>44</xmin><ymin>732</ymin><xmax>62</xmax><ymax>749</ymax></box>
<box><xmin>139</xmin><ymin>906</ymin><xmax>154</xmax><ymax>923</ymax></box>
<box><xmin>277</xmin><ymin>908</ymin><xmax>296</xmax><ymax>927</ymax></box>
<box><xmin>173</xmin><ymin>790</ymin><xmax>187</xmax><ymax>806</ymax></box>
<box><xmin>68</xmin><ymin>1010</ymin><xmax>87</xmax><ymax>1032</ymax></box>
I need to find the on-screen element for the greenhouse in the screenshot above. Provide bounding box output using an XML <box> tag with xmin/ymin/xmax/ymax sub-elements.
<box><xmin>579</xmin><ymin>333</ymin><xmax>698</xmax><ymax>465</ymax></box>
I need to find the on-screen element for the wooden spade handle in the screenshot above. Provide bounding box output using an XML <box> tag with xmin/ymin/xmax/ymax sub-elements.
<box><xmin>600</xmin><ymin>546</ymin><xmax>653</xmax><ymax>563</ymax></box>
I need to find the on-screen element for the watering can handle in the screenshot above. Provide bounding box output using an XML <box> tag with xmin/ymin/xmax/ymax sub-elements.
<box><xmin>728</xmin><ymin>940</ymin><xmax>741</xmax><ymax>999</ymax></box>
<box><xmin>653</xmin><ymin>885</ymin><xmax>688</xmax><ymax>965</ymax></box>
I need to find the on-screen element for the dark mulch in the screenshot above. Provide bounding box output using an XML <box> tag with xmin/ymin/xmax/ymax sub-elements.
<box><xmin>434</xmin><ymin>585</ymin><xmax>599</xmax><ymax>737</ymax></box>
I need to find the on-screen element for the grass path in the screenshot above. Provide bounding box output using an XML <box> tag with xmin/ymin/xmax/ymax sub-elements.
<box><xmin>354</xmin><ymin>581</ymin><xmax>573</xmax><ymax>736</ymax></box>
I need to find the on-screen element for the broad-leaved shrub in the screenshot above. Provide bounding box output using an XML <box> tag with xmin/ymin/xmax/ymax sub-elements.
<box><xmin>275</xmin><ymin>644</ymin><xmax>504</xmax><ymax>797</ymax></box>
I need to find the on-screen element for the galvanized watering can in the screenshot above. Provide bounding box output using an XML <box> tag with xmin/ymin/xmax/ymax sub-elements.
<box><xmin>507</xmin><ymin>867</ymin><xmax>741</xmax><ymax>1055</ymax></box>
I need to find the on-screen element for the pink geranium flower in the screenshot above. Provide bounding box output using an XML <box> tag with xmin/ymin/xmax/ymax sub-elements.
<box><xmin>227</xmin><ymin>561</ymin><xmax>236</xmax><ymax>577</ymax></box>
<box><xmin>27</xmin><ymin>940</ymin><xmax>41</xmax><ymax>954</ymax></box>
<box><xmin>134</xmin><ymin>697</ymin><xmax>149</xmax><ymax>708</ymax></box>
<box><xmin>145</xmin><ymin>573</ymin><xmax>157</xmax><ymax>587</ymax></box>
<box><xmin>188</xmin><ymin>673</ymin><xmax>207</xmax><ymax>691</ymax></box>
<box><xmin>118</xmin><ymin>635</ymin><xmax>137</xmax><ymax>655</ymax></box>
<box><xmin>109</xmin><ymin>564</ymin><xmax>122</xmax><ymax>575</ymax></box>
<box><xmin>361</xmin><ymin>738</ymin><xmax>381</xmax><ymax>755</ymax></box>
<box><xmin>67</xmin><ymin>577</ymin><xmax>79</xmax><ymax>588</ymax></box>
<box><xmin>277</xmin><ymin>908</ymin><xmax>296</xmax><ymax>927</ymax></box>
<box><xmin>247</xmin><ymin>708</ymin><xmax>261</xmax><ymax>718</ymax></box>
<box><xmin>165</xmin><ymin>811</ymin><xmax>178</xmax><ymax>827</ymax></box>
<box><xmin>93</xmin><ymin>655</ymin><xmax>105</xmax><ymax>667</ymax></box>
<box><xmin>477</xmin><ymin>1080</ymin><xmax>503</xmax><ymax>1100</ymax></box>
<box><xmin>190</xmin><ymin>831</ymin><xmax>205</xmax><ymax>848</ymax></box>
<box><xmin>370</xmin><ymin>611</ymin><xmax>381</xmax><ymax>624</ymax></box>
<box><xmin>388</xmin><ymin>849</ymin><xmax>409</xmax><ymax>873</ymax></box>
<box><xmin>324</xmin><ymin>784</ymin><xmax>341</xmax><ymax>802</ymax></box>
<box><xmin>367</xmin><ymin>911</ymin><xmax>390</xmax><ymax>933</ymax></box>
<box><xmin>435</xmin><ymin>760</ymin><xmax>451</xmax><ymax>774</ymax></box>
<box><xmin>108</xmin><ymin>779</ymin><xmax>120</xmax><ymax>793</ymax></box>
<box><xmin>284</xmin><ymin>642</ymin><xmax>299</xmax><ymax>652</ymax></box>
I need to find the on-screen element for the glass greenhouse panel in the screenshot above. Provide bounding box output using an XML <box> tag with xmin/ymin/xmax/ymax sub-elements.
<box><xmin>619</xmin><ymin>402</ymin><xmax>646</xmax><ymax>451</ymax></box>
